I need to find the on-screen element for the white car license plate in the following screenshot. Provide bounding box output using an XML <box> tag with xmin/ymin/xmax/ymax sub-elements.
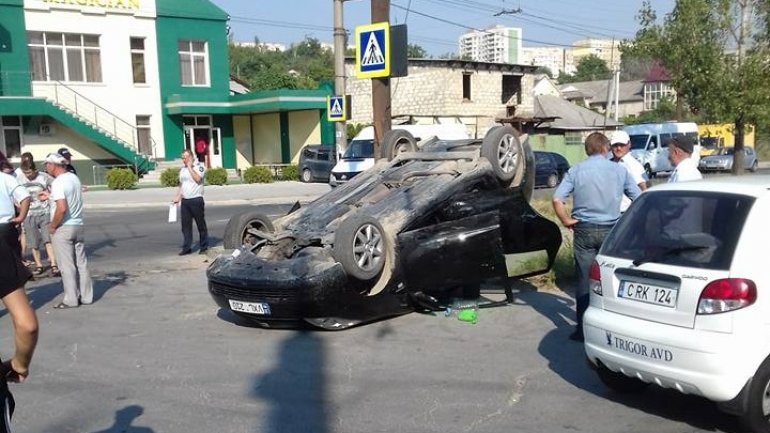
<box><xmin>618</xmin><ymin>281</ymin><xmax>677</xmax><ymax>308</ymax></box>
<box><xmin>228</xmin><ymin>299</ymin><xmax>271</xmax><ymax>315</ymax></box>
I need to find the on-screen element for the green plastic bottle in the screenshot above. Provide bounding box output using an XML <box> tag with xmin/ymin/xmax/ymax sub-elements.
<box><xmin>457</xmin><ymin>308</ymin><xmax>478</xmax><ymax>324</ymax></box>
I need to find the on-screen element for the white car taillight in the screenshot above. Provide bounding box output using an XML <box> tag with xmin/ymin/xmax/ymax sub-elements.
<box><xmin>697</xmin><ymin>278</ymin><xmax>757</xmax><ymax>314</ymax></box>
<box><xmin>589</xmin><ymin>261</ymin><xmax>602</xmax><ymax>296</ymax></box>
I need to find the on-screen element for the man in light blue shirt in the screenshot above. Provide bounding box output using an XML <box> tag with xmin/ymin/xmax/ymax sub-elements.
<box><xmin>552</xmin><ymin>132</ymin><xmax>641</xmax><ymax>342</ymax></box>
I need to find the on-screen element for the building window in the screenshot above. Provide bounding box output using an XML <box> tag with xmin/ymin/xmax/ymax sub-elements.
<box><xmin>644</xmin><ymin>81</ymin><xmax>676</xmax><ymax>111</ymax></box>
<box><xmin>462</xmin><ymin>73</ymin><xmax>472</xmax><ymax>100</ymax></box>
<box><xmin>565</xmin><ymin>131</ymin><xmax>584</xmax><ymax>146</ymax></box>
<box><xmin>130</xmin><ymin>37</ymin><xmax>146</xmax><ymax>84</ymax></box>
<box><xmin>0</xmin><ymin>116</ymin><xmax>23</xmax><ymax>159</ymax></box>
<box><xmin>178</xmin><ymin>40</ymin><xmax>208</xmax><ymax>86</ymax></box>
<box><xmin>27</xmin><ymin>32</ymin><xmax>102</xmax><ymax>83</ymax></box>
<box><xmin>136</xmin><ymin>115</ymin><xmax>151</xmax><ymax>155</ymax></box>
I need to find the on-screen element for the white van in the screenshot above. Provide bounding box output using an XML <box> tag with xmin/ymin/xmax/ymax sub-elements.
<box><xmin>624</xmin><ymin>122</ymin><xmax>701</xmax><ymax>178</ymax></box>
<box><xmin>329</xmin><ymin>124</ymin><xmax>471</xmax><ymax>186</ymax></box>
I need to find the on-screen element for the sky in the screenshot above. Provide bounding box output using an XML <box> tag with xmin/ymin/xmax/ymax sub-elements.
<box><xmin>210</xmin><ymin>0</ymin><xmax>676</xmax><ymax>55</ymax></box>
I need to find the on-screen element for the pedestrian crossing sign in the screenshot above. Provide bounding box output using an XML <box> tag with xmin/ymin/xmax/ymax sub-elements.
<box><xmin>355</xmin><ymin>22</ymin><xmax>390</xmax><ymax>79</ymax></box>
<box><xmin>327</xmin><ymin>95</ymin><xmax>347</xmax><ymax>122</ymax></box>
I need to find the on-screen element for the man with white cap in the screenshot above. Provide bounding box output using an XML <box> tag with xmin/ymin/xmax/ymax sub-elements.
<box><xmin>608</xmin><ymin>130</ymin><xmax>648</xmax><ymax>212</ymax></box>
<box><xmin>43</xmin><ymin>152</ymin><xmax>93</xmax><ymax>309</ymax></box>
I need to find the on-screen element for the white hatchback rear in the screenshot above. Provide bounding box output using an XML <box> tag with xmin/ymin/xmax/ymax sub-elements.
<box><xmin>584</xmin><ymin>176</ymin><xmax>770</xmax><ymax>432</ymax></box>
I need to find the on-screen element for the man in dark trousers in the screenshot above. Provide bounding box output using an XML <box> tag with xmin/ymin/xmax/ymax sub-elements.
<box><xmin>173</xmin><ymin>149</ymin><xmax>208</xmax><ymax>255</ymax></box>
<box><xmin>0</xmin><ymin>167</ymin><xmax>39</xmax><ymax>432</ymax></box>
<box><xmin>552</xmin><ymin>132</ymin><xmax>642</xmax><ymax>342</ymax></box>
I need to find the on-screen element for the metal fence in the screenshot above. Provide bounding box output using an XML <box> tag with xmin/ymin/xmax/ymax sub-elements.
<box><xmin>91</xmin><ymin>164</ymin><xmax>133</xmax><ymax>186</ymax></box>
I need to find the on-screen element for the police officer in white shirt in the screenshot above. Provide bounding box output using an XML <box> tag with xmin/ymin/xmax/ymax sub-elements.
<box><xmin>608</xmin><ymin>131</ymin><xmax>648</xmax><ymax>212</ymax></box>
<box><xmin>173</xmin><ymin>149</ymin><xmax>208</xmax><ymax>255</ymax></box>
<box><xmin>668</xmin><ymin>136</ymin><xmax>703</xmax><ymax>183</ymax></box>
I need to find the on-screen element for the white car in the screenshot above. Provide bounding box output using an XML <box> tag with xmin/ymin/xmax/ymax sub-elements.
<box><xmin>584</xmin><ymin>176</ymin><xmax>770</xmax><ymax>432</ymax></box>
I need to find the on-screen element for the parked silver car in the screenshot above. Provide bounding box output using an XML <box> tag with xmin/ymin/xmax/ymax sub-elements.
<box><xmin>699</xmin><ymin>147</ymin><xmax>758</xmax><ymax>172</ymax></box>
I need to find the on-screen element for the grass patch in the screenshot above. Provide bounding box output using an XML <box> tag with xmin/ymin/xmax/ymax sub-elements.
<box><xmin>523</xmin><ymin>198</ymin><xmax>576</xmax><ymax>291</ymax></box>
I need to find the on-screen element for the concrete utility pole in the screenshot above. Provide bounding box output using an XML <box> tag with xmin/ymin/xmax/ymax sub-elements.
<box><xmin>333</xmin><ymin>0</ymin><xmax>347</xmax><ymax>154</ymax></box>
<box><xmin>371</xmin><ymin>0</ymin><xmax>391</xmax><ymax>156</ymax></box>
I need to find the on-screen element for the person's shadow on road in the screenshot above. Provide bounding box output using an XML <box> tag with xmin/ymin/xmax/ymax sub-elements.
<box><xmin>90</xmin><ymin>405</ymin><xmax>155</xmax><ymax>433</ymax></box>
<box><xmin>251</xmin><ymin>331</ymin><xmax>330</xmax><ymax>433</ymax></box>
<box><xmin>517</xmin><ymin>281</ymin><xmax>743</xmax><ymax>433</ymax></box>
<box><xmin>0</xmin><ymin>271</ymin><xmax>129</xmax><ymax>319</ymax></box>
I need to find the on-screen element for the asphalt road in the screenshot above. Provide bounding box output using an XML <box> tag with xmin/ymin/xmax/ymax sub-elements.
<box><xmin>0</xmin><ymin>191</ymin><xmax>748</xmax><ymax>433</ymax></box>
<box><xmin>83</xmin><ymin>203</ymin><xmax>290</xmax><ymax>272</ymax></box>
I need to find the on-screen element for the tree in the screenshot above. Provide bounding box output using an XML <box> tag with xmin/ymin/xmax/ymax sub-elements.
<box><xmin>534</xmin><ymin>65</ymin><xmax>554</xmax><ymax>77</ymax></box>
<box><xmin>618</xmin><ymin>50</ymin><xmax>653</xmax><ymax>81</ymax></box>
<box><xmin>572</xmin><ymin>55</ymin><xmax>611</xmax><ymax>82</ymax></box>
<box><xmin>228</xmin><ymin>36</ymin><xmax>335</xmax><ymax>91</ymax></box>
<box><xmin>407</xmin><ymin>43</ymin><xmax>428</xmax><ymax>58</ymax></box>
<box><xmin>624</xmin><ymin>0</ymin><xmax>770</xmax><ymax>173</ymax></box>
<box><xmin>556</xmin><ymin>55</ymin><xmax>610</xmax><ymax>83</ymax></box>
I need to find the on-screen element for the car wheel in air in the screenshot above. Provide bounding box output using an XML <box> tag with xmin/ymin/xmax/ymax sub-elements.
<box><xmin>739</xmin><ymin>356</ymin><xmax>770</xmax><ymax>433</ymax></box>
<box><xmin>596</xmin><ymin>364</ymin><xmax>649</xmax><ymax>393</ymax></box>
<box><xmin>481</xmin><ymin>125</ymin><xmax>521</xmax><ymax>185</ymax></box>
<box><xmin>223</xmin><ymin>211</ymin><xmax>275</xmax><ymax>250</ymax></box>
<box><xmin>301</xmin><ymin>168</ymin><xmax>313</xmax><ymax>183</ymax></box>
<box><xmin>546</xmin><ymin>173</ymin><xmax>559</xmax><ymax>188</ymax></box>
<box><xmin>333</xmin><ymin>214</ymin><xmax>387</xmax><ymax>281</ymax></box>
<box><xmin>381</xmin><ymin>129</ymin><xmax>417</xmax><ymax>161</ymax></box>
<box><xmin>751</xmin><ymin>160</ymin><xmax>759</xmax><ymax>172</ymax></box>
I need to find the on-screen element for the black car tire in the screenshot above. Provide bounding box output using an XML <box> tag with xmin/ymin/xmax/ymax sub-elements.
<box><xmin>333</xmin><ymin>214</ymin><xmax>387</xmax><ymax>281</ymax></box>
<box><xmin>481</xmin><ymin>125</ymin><xmax>521</xmax><ymax>185</ymax></box>
<box><xmin>739</xmin><ymin>356</ymin><xmax>770</xmax><ymax>433</ymax></box>
<box><xmin>301</xmin><ymin>168</ymin><xmax>313</xmax><ymax>183</ymax></box>
<box><xmin>546</xmin><ymin>172</ymin><xmax>559</xmax><ymax>188</ymax></box>
<box><xmin>751</xmin><ymin>160</ymin><xmax>758</xmax><ymax>172</ymax></box>
<box><xmin>596</xmin><ymin>364</ymin><xmax>649</xmax><ymax>393</ymax></box>
<box><xmin>381</xmin><ymin>129</ymin><xmax>418</xmax><ymax>161</ymax></box>
<box><xmin>223</xmin><ymin>211</ymin><xmax>275</xmax><ymax>250</ymax></box>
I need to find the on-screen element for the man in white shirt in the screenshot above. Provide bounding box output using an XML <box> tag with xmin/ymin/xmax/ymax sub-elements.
<box><xmin>43</xmin><ymin>152</ymin><xmax>93</xmax><ymax>309</ymax></box>
<box><xmin>667</xmin><ymin>136</ymin><xmax>703</xmax><ymax>183</ymax></box>
<box><xmin>609</xmin><ymin>131</ymin><xmax>648</xmax><ymax>212</ymax></box>
<box><xmin>173</xmin><ymin>149</ymin><xmax>208</xmax><ymax>255</ymax></box>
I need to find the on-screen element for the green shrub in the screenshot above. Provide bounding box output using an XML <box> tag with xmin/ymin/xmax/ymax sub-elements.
<box><xmin>243</xmin><ymin>166</ymin><xmax>274</xmax><ymax>184</ymax></box>
<box><xmin>280</xmin><ymin>164</ymin><xmax>299</xmax><ymax>181</ymax></box>
<box><xmin>160</xmin><ymin>168</ymin><xmax>180</xmax><ymax>187</ymax></box>
<box><xmin>105</xmin><ymin>168</ymin><xmax>136</xmax><ymax>190</ymax></box>
<box><xmin>206</xmin><ymin>167</ymin><xmax>228</xmax><ymax>185</ymax></box>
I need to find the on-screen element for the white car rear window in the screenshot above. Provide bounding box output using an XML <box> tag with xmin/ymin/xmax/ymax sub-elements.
<box><xmin>602</xmin><ymin>191</ymin><xmax>754</xmax><ymax>270</ymax></box>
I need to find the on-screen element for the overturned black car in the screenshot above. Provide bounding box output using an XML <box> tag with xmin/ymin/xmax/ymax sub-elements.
<box><xmin>207</xmin><ymin>125</ymin><xmax>562</xmax><ymax>330</ymax></box>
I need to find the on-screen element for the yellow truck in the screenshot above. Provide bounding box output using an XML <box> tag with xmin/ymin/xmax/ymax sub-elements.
<box><xmin>699</xmin><ymin>123</ymin><xmax>755</xmax><ymax>156</ymax></box>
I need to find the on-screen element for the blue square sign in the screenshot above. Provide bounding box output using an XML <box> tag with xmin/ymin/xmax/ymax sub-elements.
<box><xmin>356</xmin><ymin>22</ymin><xmax>390</xmax><ymax>79</ymax></box>
<box><xmin>327</xmin><ymin>95</ymin><xmax>346</xmax><ymax>122</ymax></box>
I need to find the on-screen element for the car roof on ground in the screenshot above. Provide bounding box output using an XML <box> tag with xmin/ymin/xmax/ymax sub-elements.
<box><xmin>650</xmin><ymin>175</ymin><xmax>770</xmax><ymax>198</ymax></box>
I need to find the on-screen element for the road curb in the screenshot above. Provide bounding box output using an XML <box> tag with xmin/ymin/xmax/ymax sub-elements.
<box><xmin>84</xmin><ymin>194</ymin><xmax>321</xmax><ymax>210</ymax></box>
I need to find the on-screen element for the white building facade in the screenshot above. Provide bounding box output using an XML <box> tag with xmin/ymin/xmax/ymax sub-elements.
<box><xmin>572</xmin><ymin>38</ymin><xmax>621</xmax><ymax>71</ymax></box>
<box><xmin>521</xmin><ymin>46</ymin><xmax>576</xmax><ymax>77</ymax></box>
<box><xmin>458</xmin><ymin>26</ymin><xmax>522</xmax><ymax>64</ymax></box>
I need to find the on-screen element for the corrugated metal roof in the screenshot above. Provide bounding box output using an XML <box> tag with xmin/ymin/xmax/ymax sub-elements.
<box><xmin>517</xmin><ymin>94</ymin><xmax>623</xmax><ymax>130</ymax></box>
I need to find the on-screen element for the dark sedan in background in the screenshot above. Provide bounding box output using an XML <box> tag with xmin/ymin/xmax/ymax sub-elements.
<box><xmin>534</xmin><ymin>151</ymin><xmax>570</xmax><ymax>188</ymax></box>
<box><xmin>299</xmin><ymin>145</ymin><xmax>337</xmax><ymax>183</ymax></box>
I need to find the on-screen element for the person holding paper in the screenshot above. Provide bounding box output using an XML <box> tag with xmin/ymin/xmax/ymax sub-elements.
<box><xmin>173</xmin><ymin>150</ymin><xmax>208</xmax><ymax>255</ymax></box>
